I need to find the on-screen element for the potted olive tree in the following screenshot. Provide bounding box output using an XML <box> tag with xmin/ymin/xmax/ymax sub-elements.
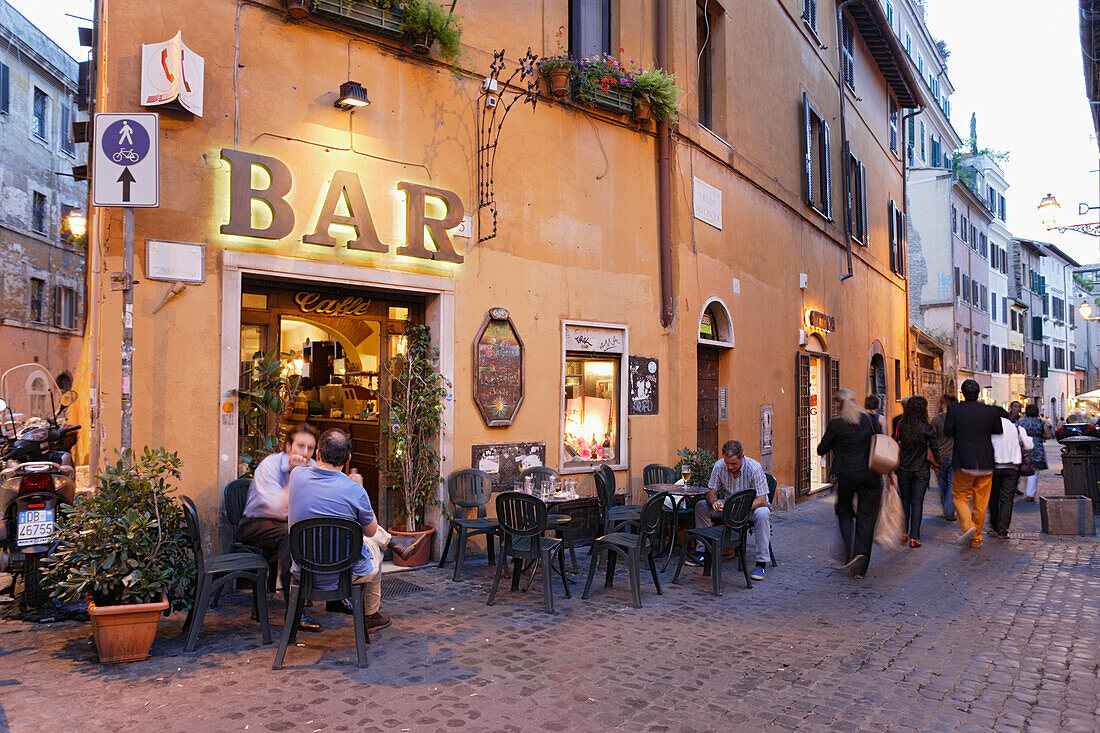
<box><xmin>44</xmin><ymin>448</ymin><xmax>195</xmax><ymax>664</ymax></box>
<box><xmin>381</xmin><ymin>324</ymin><xmax>450</xmax><ymax>566</ymax></box>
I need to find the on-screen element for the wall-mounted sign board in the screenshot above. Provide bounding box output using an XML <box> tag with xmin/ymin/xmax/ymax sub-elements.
<box><xmin>472</xmin><ymin>442</ymin><xmax>546</xmax><ymax>492</ymax></box>
<box><xmin>473</xmin><ymin>308</ymin><xmax>524</xmax><ymax>427</ymax></box>
<box><xmin>628</xmin><ymin>356</ymin><xmax>658</xmax><ymax>415</ymax></box>
<box><xmin>145</xmin><ymin>239</ymin><xmax>205</xmax><ymax>283</ymax></box>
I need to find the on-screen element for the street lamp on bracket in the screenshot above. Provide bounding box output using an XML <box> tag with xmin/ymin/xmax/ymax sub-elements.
<box><xmin>1038</xmin><ymin>193</ymin><xmax>1100</xmax><ymax>236</ymax></box>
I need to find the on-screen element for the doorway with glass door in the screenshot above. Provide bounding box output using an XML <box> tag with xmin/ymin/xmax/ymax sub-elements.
<box><xmin>797</xmin><ymin>344</ymin><xmax>837</xmax><ymax>497</ymax></box>
<box><xmin>238</xmin><ymin>277</ymin><xmax>424</xmax><ymax>529</ymax></box>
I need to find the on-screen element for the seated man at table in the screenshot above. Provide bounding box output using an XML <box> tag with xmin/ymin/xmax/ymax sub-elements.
<box><xmin>287</xmin><ymin>428</ymin><xmax>392</xmax><ymax>632</ymax></box>
<box><xmin>690</xmin><ymin>439</ymin><xmax>772</xmax><ymax>581</ymax></box>
<box><xmin>237</xmin><ymin>422</ymin><xmax>322</xmax><ymax>631</ymax></box>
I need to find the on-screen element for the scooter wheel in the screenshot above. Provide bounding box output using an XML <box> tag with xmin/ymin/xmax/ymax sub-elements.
<box><xmin>20</xmin><ymin>554</ymin><xmax>49</xmax><ymax>610</ymax></box>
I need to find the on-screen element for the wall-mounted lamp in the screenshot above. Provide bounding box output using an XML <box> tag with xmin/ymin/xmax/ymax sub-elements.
<box><xmin>334</xmin><ymin>81</ymin><xmax>370</xmax><ymax>110</ymax></box>
<box><xmin>62</xmin><ymin>210</ymin><xmax>87</xmax><ymax>239</ymax></box>
<box><xmin>1039</xmin><ymin>192</ymin><xmax>1100</xmax><ymax>236</ymax></box>
<box><xmin>1081</xmin><ymin>300</ymin><xmax>1100</xmax><ymax>321</ymax></box>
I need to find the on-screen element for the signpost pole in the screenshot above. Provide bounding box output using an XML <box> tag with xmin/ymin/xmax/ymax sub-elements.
<box><xmin>121</xmin><ymin>207</ymin><xmax>134</xmax><ymax>450</ymax></box>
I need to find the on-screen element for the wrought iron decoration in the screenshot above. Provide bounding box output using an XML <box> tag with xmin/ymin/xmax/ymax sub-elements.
<box><xmin>476</xmin><ymin>48</ymin><xmax>540</xmax><ymax>243</ymax></box>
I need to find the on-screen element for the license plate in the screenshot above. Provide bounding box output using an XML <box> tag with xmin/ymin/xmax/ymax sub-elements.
<box><xmin>16</xmin><ymin>508</ymin><xmax>55</xmax><ymax>547</ymax></box>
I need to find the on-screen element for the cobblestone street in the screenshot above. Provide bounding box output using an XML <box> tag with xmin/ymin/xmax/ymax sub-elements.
<box><xmin>2</xmin><ymin>460</ymin><xmax>1097</xmax><ymax>732</ymax></box>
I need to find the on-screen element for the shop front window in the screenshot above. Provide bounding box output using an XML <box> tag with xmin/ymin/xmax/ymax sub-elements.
<box><xmin>563</xmin><ymin>355</ymin><xmax>619</xmax><ymax>466</ymax></box>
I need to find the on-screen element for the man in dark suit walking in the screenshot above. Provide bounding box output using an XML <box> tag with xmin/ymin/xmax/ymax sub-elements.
<box><xmin>944</xmin><ymin>379</ymin><xmax>1003</xmax><ymax>548</ymax></box>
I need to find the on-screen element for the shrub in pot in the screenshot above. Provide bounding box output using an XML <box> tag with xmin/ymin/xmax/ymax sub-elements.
<box><xmin>381</xmin><ymin>324</ymin><xmax>450</xmax><ymax>566</ymax></box>
<box><xmin>44</xmin><ymin>448</ymin><xmax>195</xmax><ymax>663</ymax></box>
<box><xmin>399</xmin><ymin>0</ymin><xmax>462</xmax><ymax>61</ymax></box>
<box><xmin>630</xmin><ymin>65</ymin><xmax>680</xmax><ymax>124</ymax></box>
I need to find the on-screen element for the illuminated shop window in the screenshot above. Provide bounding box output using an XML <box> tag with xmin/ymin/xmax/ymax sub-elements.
<box><xmin>563</xmin><ymin>355</ymin><xmax>619</xmax><ymax>467</ymax></box>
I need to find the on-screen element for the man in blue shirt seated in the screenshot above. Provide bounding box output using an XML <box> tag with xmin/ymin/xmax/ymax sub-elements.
<box><xmin>287</xmin><ymin>428</ymin><xmax>391</xmax><ymax>632</ymax></box>
<box><xmin>237</xmin><ymin>422</ymin><xmax>322</xmax><ymax>630</ymax></box>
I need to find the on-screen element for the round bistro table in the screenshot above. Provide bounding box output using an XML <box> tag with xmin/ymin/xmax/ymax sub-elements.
<box><xmin>643</xmin><ymin>483</ymin><xmax>710</xmax><ymax>571</ymax></box>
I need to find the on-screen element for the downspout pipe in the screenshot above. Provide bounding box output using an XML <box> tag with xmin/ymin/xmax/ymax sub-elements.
<box><xmin>837</xmin><ymin>0</ymin><xmax>857</xmax><ymax>282</ymax></box>
<box><xmin>657</xmin><ymin>0</ymin><xmax>673</xmax><ymax>328</ymax></box>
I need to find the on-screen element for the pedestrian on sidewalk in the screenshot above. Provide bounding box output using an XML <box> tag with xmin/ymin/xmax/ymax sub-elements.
<box><xmin>944</xmin><ymin>379</ymin><xmax>1003</xmax><ymax>548</ymax></box>
<box><xmin>894</xmin><ymin>395</ymin><xmax>938</xmax><ymax>548</ymax></box>
<box><xmin>864</xmin><ymin>395</ymin><xmax>888</xmax><ymax>433</ymax></box>
<box><xmin>989</xmin><ymin>407</ymin><xmax>1033</xmax><ymax>539</ymax></box>
<box><xmin>818</xmin><ymin>389</ymin><xmax>880</xmax><ymax>578</ymax></box>
<box><xmin>930</xmin><ymin>394</ymin><xmax>957</xmax><ymax>520</ymax></box>
<box><xmin>1017</xmin><ymin>404</ymin><xmax>1052</xmax><ymax>502</ymax></box>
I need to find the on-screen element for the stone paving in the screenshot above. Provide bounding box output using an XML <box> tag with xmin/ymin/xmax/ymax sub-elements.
<box><xmin>1</xmin><ymin>458</ymin><xmax>1097</xmax><ymax>732</ymax></box>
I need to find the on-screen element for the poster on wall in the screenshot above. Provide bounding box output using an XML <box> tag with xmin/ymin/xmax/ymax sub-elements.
<box><xmin>471</xmin><ymin>442</ymin><xmax>546</xmax><ymax>492</ymax></box>
<box><xmin>473</xmin><ymin>308</ymin><xmax>524</xmax><ymax>427</ymax></box>
<box><xmin>760</xmin><ymin>404</ymin><xmax>774</xmax><ymax>455</ymax></box>
<box><xmin>628</xmin><ymin>356</ymin><xmax>659</xmax><ymax>415</ymax></box>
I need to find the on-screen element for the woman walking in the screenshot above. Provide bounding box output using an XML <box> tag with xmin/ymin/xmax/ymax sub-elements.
<box><xmin>893</xmin><ymin>396</ymin><xmax>938</xmax><ymax>548</ymax></box>
<box><xmin>1018</xmin><ymin>404</ymin><xmax>1051</xmax><ymax>501</ymax></box>
<box><xmin>818</xmin><ymin>389</ymin><xmax>881</xmax><ymax>578</ymax></box>
<box><xmin>989</xmin><ymin>406</ymin><xmax>1032</xmax><ymax>539</ymax></box>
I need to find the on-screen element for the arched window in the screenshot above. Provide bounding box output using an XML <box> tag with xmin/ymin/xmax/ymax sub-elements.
<box><xmin>697</xmin><ymin>298</ymin><xmax>734</xmax><ymax>347</ymax></box>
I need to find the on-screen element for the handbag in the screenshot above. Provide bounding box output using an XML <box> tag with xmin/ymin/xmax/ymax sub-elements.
<box><xmin>1019</xmin><ymin>435</ymin><xmax>1036</xmax><ymax>476</ymax></box>
<box><xmin>869</xmin><ymin>433</ymin><xmax>900</xmax><ymax>474</ymax></box>
<box><xmin>874</xmin><ymin>480</ymin><xmax>906</xmax><ymax>550</ymax></box>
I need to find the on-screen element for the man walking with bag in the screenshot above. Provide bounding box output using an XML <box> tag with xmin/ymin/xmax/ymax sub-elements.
<box><xmin>944</xmin><ymin>380</ymin><xmax>1003</xmax><ymax>548</ymax></box>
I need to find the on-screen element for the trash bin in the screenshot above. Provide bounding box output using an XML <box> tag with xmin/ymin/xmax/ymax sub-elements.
<box><xmin>1059</xmin><ymin>436</ymin><xmax>1100</xmax><ymax>515</ymax></box>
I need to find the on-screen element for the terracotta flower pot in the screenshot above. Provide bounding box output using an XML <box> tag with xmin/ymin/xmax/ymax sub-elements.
<box><xmin>633</xmin><ymin>99</ymin><xmax>652</xmax><ymax>123</ymax></box>
<box><xmin>545</xmin><ymin>68</ymin><xmax>571</xmax><ymax>98</ymax></box>
<box><xmin>389</xmin><ymin>525</ymin><xmax>436</xmax><ymax>567</ymax></box>
<box><xmin>87</xmin><ymin>594</ymin><xmax>169</xmax><ymax>664</ymax></box>
<box><xmin>409</xmin><ymin>33</ymin><xmax>435</xmax><ymax>55</ymax></box>
<box><xmin>285</xmin><ymin>0</ymin><xmax>310</xmax><ymax>19</ymax></box>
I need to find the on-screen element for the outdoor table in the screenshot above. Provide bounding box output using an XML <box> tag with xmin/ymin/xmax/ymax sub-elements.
<box><xmin>509</xmin><ymin>483</ymin><xmax>581</xmax><ymax>585</ymax></box>
<box><xmin>643</xmin><ymin>483</ymin><xmax>709</xmax><ymax>571</ymax></box>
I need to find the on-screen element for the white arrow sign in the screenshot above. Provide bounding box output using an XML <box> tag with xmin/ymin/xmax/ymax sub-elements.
<box><xmin>92</xmin><ymin>112</ymin><xmax>159</xmax><ymax>208</ymax></box>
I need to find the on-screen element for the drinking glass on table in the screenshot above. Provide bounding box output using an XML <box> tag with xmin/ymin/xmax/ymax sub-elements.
<box><xmin>680</xmin><ymin>466</ymin><xmax>691</xmax><ymax>484</ymax></box>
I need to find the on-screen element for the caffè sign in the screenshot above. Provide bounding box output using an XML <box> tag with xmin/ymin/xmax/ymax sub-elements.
<box><xmin>220</xmin><ymin>149</ymin><xmax>465</xmax><ymax>264</ymax></box>
<box><xmin>295</xmin><ymin>291</ymin><xmax>371</xmax><ymax>317</ymax></box>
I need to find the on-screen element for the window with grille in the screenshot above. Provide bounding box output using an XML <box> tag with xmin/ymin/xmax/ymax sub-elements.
<box><xmin>29</xmin><ymin>278</ymin><xmax>45</xmax><ymax>322</ymax></box>
<box><xmin>803</xmin><ymin>93</ymin><xmax>832</xmax><ymax>218</ymax></box>
<box><xmin>31</xmin><ymin>191</ymin><xmax>46</xmax><ymax>233</ymax></box>
<box><xmin>32</xmin><ymin>88</ymin><xmax>48</xmax><ymax>140</ymax></box>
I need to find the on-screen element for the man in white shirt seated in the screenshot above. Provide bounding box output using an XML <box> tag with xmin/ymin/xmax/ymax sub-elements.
<box><xmin>236</xmin><ymin>423</ymin><xmax>322</xmax><ymax>630</ymax></box>
<box><xmin>690</xmin><ymin>440</ymin><xmax>773</xmax><ymax>581</ymax></box>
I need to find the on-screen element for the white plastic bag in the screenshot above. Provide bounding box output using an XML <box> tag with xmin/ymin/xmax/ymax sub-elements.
<box><xmin>874</xmin><ymin>479</ymin><xmax>905</xmax><ymax>551</ymax></box>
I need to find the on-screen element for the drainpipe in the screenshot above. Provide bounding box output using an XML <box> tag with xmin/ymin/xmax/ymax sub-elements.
<box><xmin>657</xmin><ymin>0</ymin><xmax>673</xmax><ymax>328</ymax></box>
<box><xmin>836</xmin><ymin>0</ymin><xmax>857</xmax><ymax>281</ymax></box>
<box><xmin>901</xmin><ymin>105</ymin><xmax>924</xmax><ymax>403</ymax></box>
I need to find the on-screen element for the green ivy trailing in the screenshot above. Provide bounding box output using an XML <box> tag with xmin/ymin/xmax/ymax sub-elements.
<box><xmin>631</xmin><ymin>66</ymin><xmax>680</xmax><ymax>123</ymax></box>
<box><xmin>44</xmin><ymin>448</ymin><xmax>195</xmax><ymax>608</ymax></box>
<box><xmin>381</xmin><ymin>324</ymin><xmax>451</xmax><ymax>531</ymax></box>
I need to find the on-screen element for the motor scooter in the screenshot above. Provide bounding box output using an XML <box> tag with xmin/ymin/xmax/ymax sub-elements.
<box><xmin>0</xmin><ymin>365</ymin><xmax>79</xmax><ymax>610</ymax></box>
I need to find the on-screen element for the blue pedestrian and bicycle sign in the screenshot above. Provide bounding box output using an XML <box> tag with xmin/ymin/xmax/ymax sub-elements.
<box><xmin>93</xmin><ymin>112</ymin><xmax>159</xmax><ymax>207</ymax></box>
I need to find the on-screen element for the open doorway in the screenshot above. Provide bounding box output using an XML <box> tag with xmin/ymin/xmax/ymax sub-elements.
<box><xmin>797</xmin><ymin>335</ymin><xmax>837</xmax><ymax>496</ymax></box>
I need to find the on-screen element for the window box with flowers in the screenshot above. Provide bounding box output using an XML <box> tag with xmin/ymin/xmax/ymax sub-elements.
<box><xmin>570</xmin><ymin>52</ymin><xmax>634</xmax><ymax>115</ymax></box>
<box><xmin>310</xmin><ymin>0</ymin><xmax>405</xmax><ymax>36</ymax></box>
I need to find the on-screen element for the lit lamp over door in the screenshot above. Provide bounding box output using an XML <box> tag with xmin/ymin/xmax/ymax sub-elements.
<box><xmin>1080</xmin><ymin>300</ymin><xmax>1100</xmax><ymax>321</ymax></box>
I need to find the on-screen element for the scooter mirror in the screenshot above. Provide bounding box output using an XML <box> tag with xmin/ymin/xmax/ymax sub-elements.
<box><xmin>60</xmin><ymin>390</ymin><xmax>77</xmax><ymax>408</ymax></box>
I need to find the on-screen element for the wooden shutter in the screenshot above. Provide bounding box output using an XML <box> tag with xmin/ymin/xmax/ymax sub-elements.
<box><xmin>888</xmin><ymin>201</ymin><xmax>897</xmax><ymax>272</ymax></box>
<box><xmin>796</xmin><ymin>353</ymin><xmax>811</xmax><ymax>496</ymax></box>
<box><xmin>803</xmin><ymin>92</ymin><xmax>813</xmax><ymax>207</ymax></box>
<box><xmin>53</xmin><ymin>285</ymin><xmax>62</xmax><ymax>326</ymax></box>
<box><xmin>829</xmin><ymin>358</ymin><xmax>840</xmax><ymax>418</ymax></box>
<box><xmin>859</xmin><ymin>161</ymin><xmax>868</xmax><ymax>243</ymax></box>
<box><xmin>822</xmin><ymin>119</ymin><xmax>832</xmax><ymax>218</ymax></box>
<box><xmin>0</xmin><ymin>63</ymin><xmax>8</xmax><ymax>114</ymax></box>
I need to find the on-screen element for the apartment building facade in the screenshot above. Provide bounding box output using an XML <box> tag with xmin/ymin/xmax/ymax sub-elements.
<box><xmin>1015</xmin><ymin>239</ymin><xmax>1047</xmax><ymax>405</ymax></box>
<box><xmin>1041</xmin><ymin>244</ymin><xmax>1079</xmax><ymax>420</ymax></box>
<box><xmin>0</xmin><ymin>4</ymin><xmax>87</xmax><ymax>388</ymax></box>
<box><xmin>80</xmin><ymin>0</ymin><xmax>923</xmax><ymax>538</ymax></box>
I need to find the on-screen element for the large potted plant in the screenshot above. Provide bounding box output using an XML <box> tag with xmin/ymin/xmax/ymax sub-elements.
<box><xmin>381</xmin><ymin>324</ymin><xmax>450</xmax><ymax>566</ymax></box>
<box><xmin>399</xmin><ymin>0</ymin><xmax>463</xmax><ymax>61</ymax></box>
<box><xmin>44</xmin><ymin>448</ymin><xmax>195</xmax><ymax>664</ymax></box>
<box><xmin>571</xmin><ymin>51</ymin><xmax>634</xmax><ymax>114</ymax></box>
